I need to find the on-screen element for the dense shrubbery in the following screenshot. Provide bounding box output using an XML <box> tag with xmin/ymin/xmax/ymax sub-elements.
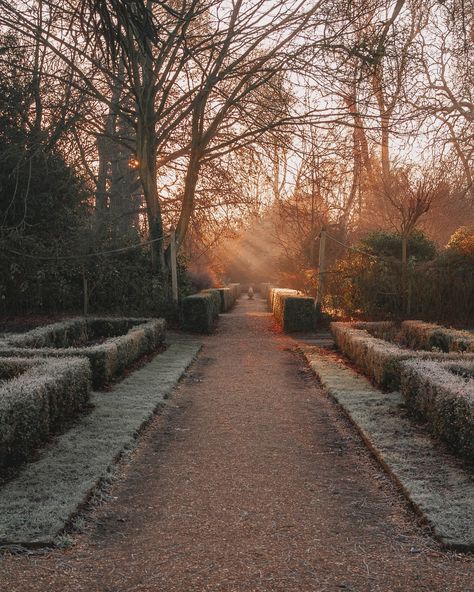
<box><xmin>181</xmin><ymin>291</ymin><xmax>221</xmax><ymax>333</ymax></box>
<box><xmin>0</xmin><ymin>317</ymin><xmax>166</xmax><ymax>387</ymax></box>
<box><xmin>0</xmin><ymin>357</ymin><xmax>91</xmax><ymax>467</ymax></box>
<box><xmin>401</xmin><ymin>359</ymin><xmax>474</xmax><ymax>461</ymax></box>
<box><xmin>0</xmin><ymin>239</ymin><xmax>193</xmax><ymax>318</ymax></box>
<box><xmin>326</xmin><ymin>229</ymin><xmax>474</xmax><ymax>324</ymax></box>
<box><xmin>269</xmin><ymin>288</ymin><xmax>315</xmax><ymax>333</ymax></box>
<box><xmin>331</xmin><ymin>321</ymin><xmax>474</xmax><ymax>390</ymax></box>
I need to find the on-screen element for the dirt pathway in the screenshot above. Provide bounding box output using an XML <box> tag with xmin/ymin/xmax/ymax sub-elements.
<box><xmin>1</xmin><ymin>298</ymin><xmax>472</xmax><ymax>591</ymax></box>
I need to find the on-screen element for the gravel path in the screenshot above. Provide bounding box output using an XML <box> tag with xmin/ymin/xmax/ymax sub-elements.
<box><xmin>1</xmin><ymin>297</ymin><xmax>473</xmax><ymax>591</ymax></box>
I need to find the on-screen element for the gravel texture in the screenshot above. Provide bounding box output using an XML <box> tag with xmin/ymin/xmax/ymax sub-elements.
<box><xmin>0</xmin><ymin>298</ymin><xmax>473</xmax><ymax>591</ymax></box>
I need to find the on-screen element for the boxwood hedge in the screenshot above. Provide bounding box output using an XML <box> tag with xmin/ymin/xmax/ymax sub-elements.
<box><xmin>0</xmin><ymin>357</ymin><xmax>91</xmax><ymax>467</ymax></box>
<box><xmin>0</xmin><ymin>317</ymin><xmax>166</xmax><ymax>388</ymax></box>
<box><xmin>269</xmin><ymin>288</ymin><xmax>315</xmax><ymax>333</ymax></box>
<box><xmin>401</xmin><ymin>320</ymin><xmax>474</xmax><ymax>353</ymax></box>
<box><xmin>400</xmin><ymin>359</ymin><xmax>474</xmax><ymax>461</ymax></box>
<box><xmin>331</xmin><ymin>321</ymin><xmax>474</xmax><ymax>391</ymax></box>
<box><xmin>181</xmin><ymin>292</ymin><xmax>220</xmax><ymax>333</ymax></box>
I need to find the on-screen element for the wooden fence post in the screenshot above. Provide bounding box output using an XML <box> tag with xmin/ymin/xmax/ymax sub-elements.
<box><xmin>316</xmin><ymin>228</ymin><xmax>327</xmax><ymax>307</ymax></box>
<box><xmin>170</xmin><ymin>227</ymin><xmax>179</xmax><ymax>305</ymax></box>
<box><xmin>82</xmin><ymin>267</ymin><xmax>89</xmax><ymax>316</ymax></box>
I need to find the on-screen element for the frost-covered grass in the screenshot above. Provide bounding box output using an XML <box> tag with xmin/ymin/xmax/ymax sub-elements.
<box><xmin>0</xmin><ymin>357</ymin><xmax>91</xmax><ymax>467</ymax></box>
<box><xmin>0</xmin><ymin>340</ymin><xmax>201</xmax><ymax>546</ymax></box>
<box><xmin>401</xmin><ymin>320</ymin><xmax>474</xmax><ymax>353</ymax></box>
<box><xmin>303</xmin><ymin>346</ymin><xmax>474</xmax><ymax>550</ymax></box>
<box><xmin>331</xmin><ymin>322</ymin><xmax>474</xmax><ymax>391</ymax></box>
<box><xmin>401</xmin><ymin>359</ymin><xmax>474</xmax><ymax>461</ymax></box>
<box><xmin>269</xmin><ymin>288</ymin><xmax>315</xmax><ymax>333</ymax></box>
<box><xmin>0</xmin><ymin>318</ymin><xmax>166</xmax><ymax>388</ymax></box>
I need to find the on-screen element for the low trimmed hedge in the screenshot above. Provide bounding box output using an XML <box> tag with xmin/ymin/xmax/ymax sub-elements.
<box><xmin>228</xmin><ymin>283</ymin><xmax>241</xmax><ymax>300</ymax></box>
<box><xmin>204</xmin><ymin>287</ymin><xmax>237</xmax><ymax>313</ymax></box>
<box><xmin>400</xmin><ymin>359</ymin><xmax>474</xmax><ymax>461</ymax></box>
<box><xmin>401</xmin><ymin>320</ymin><xmax>474</xmax><ymax>353</ymax></box>
<box><xmin>269</xmin><ymin>288</ymin><xmax>315</xmax><ymax>333</ymax></box>
<box><xmin>258</xmin><ymin>283</ymin><xmax>273</xmax><ymax>299</ymax></box>
<box><xmin>0</xmin><ymin>357</ymin><xmax>91</xmax><ymax>467</ymax></box>
<box><xmin>331</xmin><ymin>322</ymin><xmax>474</xmax><ymax>391</ymax></box>
<box><xmin>181</xmin><ymin>291</ymin><xmax>220</xmax><ymax>333</ymax></box>
<box><xmin>0</xmin><ymin>317</ymin><xmax>166</xmax><ymax>388</ymax></box>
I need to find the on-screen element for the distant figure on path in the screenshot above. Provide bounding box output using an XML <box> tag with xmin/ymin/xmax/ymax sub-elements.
<box><xmin>248</xmin><ymin>286</ymin><xmax>254</xmax><ymax>299</ymax></box>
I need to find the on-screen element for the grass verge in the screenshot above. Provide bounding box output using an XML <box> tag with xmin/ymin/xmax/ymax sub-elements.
<box><xmin>0</xmin><ymin>339</ymin><xmax>201</xmax><ymax>547</ymax></box>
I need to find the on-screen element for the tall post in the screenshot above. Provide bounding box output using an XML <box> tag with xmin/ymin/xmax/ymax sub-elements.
<box><xmin>82</xmin><ymin>267</ymin><xmax>89</xmax><ymax>316</ymax></box>
<box><xmin>316</xmin><ymin>228</ymin><xmax>327</xmax><ymax>307</ymax></box>
<box><xmin>170</xmin><ymin>227</ymin><xmax>179</xmax><ymax>305</ymax></box>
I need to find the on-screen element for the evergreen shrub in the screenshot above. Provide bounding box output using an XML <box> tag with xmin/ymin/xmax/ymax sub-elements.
<box><xmin>269</xmin><ymin>288</ymin><xmax>315</xmax><ymax>333</ymax></box>
<box><xmin>0</xmin><ymin>357</ymin><xmax>91</xmax><ymax>467</ymax></box>
<box><xmin>401</xmin><ymin>320</ymin><xmax>474</xmax><ymax>353</ymax></box>
<box><xmin>331</xmin><ymin>321</ymin><xmax>474</xmax><ymax>390</ymax></box>
<box><xmin>400</xmin><ymin>359</ymin><xmax>474</xmax><ymax>461</ymax></box>
<box><xmin>0</xmin><ymin>318</ymin><xmax>166</xmax><ymax>387</ymax></box>
<box><xmin>181</xmin><ymin>292</ymin><xmax>220</xmax><ymax>333</ymax></box>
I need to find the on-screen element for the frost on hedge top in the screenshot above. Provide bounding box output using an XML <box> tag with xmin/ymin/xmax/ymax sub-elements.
<box><xmin>400</xmin><ymin>358</ymin><xmax>474</xmax><ymax>461</ymax></box>
<box><xmin>0</xmin><ymin>356</ymin><xmax>91</xmax><ymax>467</ymax></box>
<box><xmin>269</xmin><ymin>288</ymin><xmax>315</xmax><ymax>333</ymax></box>
<box><xmin>0</xmin><ymin>317</ymin><xmax>166</xmax><ymax>388</ymax></box>
<box><xmin>331</xmin><ymin>321</ymin><xmax>474</xmax><ymax>391</ymax></box>
<box><xmin>401</xmin><ymin>320</ymin><xmax>474</xmax><ymax>353</ymax></box>
<box><xmin>3</xmin><ymin>317</ymin><xmax>162</xmax><ymax>350</ymax></box>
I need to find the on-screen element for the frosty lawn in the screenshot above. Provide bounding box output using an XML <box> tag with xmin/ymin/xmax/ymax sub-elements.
<box><xmin>0</xmin><ymin>338</ymin><xmax>201</xmax><ymax>547</ymax></box>
<box><xmin>302</xmin><ymin>345</ymin><xmax>474</xmax><ymax>551</ymax></box>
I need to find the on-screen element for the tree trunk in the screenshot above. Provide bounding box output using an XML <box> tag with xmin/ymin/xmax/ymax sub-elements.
<box><xmin>137</xmin><ymin>118</ymin><xmax>166</xmax><ymax>277</ymax></box>
<box><xmin>175</xmin><ymin>146</ymin><xmax>202</xmax><ymax>250</ymax></box>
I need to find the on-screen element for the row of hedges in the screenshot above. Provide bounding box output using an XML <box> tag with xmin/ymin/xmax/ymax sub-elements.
<box><xmin>401</xmin><ymin>321</ymin><xmax>474</xmax><ymax>353</ymax></box>
<box><xmin>0</xmin><ymin>317</ymin><xmax>166</xmax><ymax>388</ymax></box>
<box><xmin>269</xmin><ymin>288</ymin><xmax>315</xmax><ymax>333</ymax></box>
<box><xmin>181</xmin><ymin>284</ymin><xmax>241</xmax><ymax>334</ymax></box>
<box><xmin>181</xmin><ymin>291</ymin><xmax>221</xmax><ymax>334</ymax></box>
<box><xmin>0</xmin><ymin>357</ymin><xmax>91</xmax><ymax>467</ymax></box>
<box><xmin>257</xmin><ymin>283</ymin><xmax>272</xmax><ymax>299</ymax></box>
<box><xmin>331</xmin><ymin>321</ymin><xmax>474</xmax><ymax>391</ymax></box>
<box><xmin>401</xmin><ymin>359</ymin><xmax>474</xmax><ymax>461</ymax></box>
<box><xmin>331</xmin><ymin>320</ymin><xmax>474</xmax><ymax>461</ymax></box>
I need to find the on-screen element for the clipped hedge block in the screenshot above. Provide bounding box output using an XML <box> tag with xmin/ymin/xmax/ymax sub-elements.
<box><xmin>216</xmin><ymin>287</ymin><xmax>236</xmax><ymax>312</ymax></box>
<box><xmin>258</xmin><ymin>283</ymin><xmax>273</xmax><ymax>299</ymax></box>
<box><xmin>0</xmin><ymin>357</ymin><xmax>91</xmax><ymax>467</ymax></box>
<box><xmin>181</xmin><ymin>292</ymin><xmax>220</xmax><ymax>333</ymax></box>
<box><xmin>267</xmin><ymin>288</ymin><xmax>298</xmax><ymax>310</ymax></box>
<box><xmin>0</xmin><ymin>318</ymin><xmax>166</xmax><ymax>388</ymax></box>
<box><xmin>269</xmin><ymin>288</ymin><xmax>315</xmax><ymax>333</ymax></box>
<box><xmin>400</xmin><ymin>359</ymin><xmax>474</xmax><ymax>461</ymax></box>
<box><xmin>228</xmin><ymin>283</ymin><xmax>241</xmax><ymax>300</ymax></box>
<box><xmin>331</xmin><ymin>322</ymin><xmax>474</xmax><ymax>391</ymax></box>
<box><xmin>201</xmin><ymin>289</ymin><xmax>222</xmax><ymax>317</ymax></box>
<box><xmin>401</xmin><ymin>320</ymin><xmax>474</xmax><ymax>353</ymax></box>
